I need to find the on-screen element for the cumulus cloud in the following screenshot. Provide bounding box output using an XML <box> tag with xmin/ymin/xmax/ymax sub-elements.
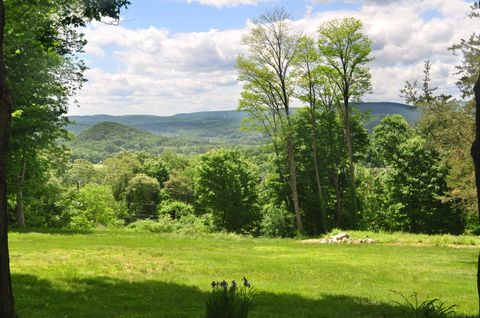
<box><xmin>72</xmin><ymin>0</ymin><xmax>480</xmax><ymax>116</ymax></box>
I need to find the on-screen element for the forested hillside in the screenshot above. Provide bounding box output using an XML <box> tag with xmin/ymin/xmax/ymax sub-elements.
<box><xmin>68</xmin><ymin>122</ymin><xmax>224</xmax><ymax>162</ymax></box>
<box><xmin>67</xmin><ymin>102</ymin><xmax>418</xmax><ymax>162</ymax></box>
<box><xmin>67</xmin><ymin>102</ymin><xmax>418</xmax><ymax>136</ymax></box>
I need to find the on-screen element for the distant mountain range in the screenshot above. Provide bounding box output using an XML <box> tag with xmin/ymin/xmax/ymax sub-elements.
<box><xmin>68</xmin><ymin>102</ymin><xmax>418</xmax><ymax>136</ymax></box>
<box><xmin>67</xmin><ymin>102</ymin><xmax>419</xmax><ymax>162</ymax></box>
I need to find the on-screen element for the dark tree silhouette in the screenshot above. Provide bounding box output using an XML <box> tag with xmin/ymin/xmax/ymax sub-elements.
<box><xmin>0</xmin><ymin>1</ymin><xmax>129</xmax><ymax>316</ymax></box>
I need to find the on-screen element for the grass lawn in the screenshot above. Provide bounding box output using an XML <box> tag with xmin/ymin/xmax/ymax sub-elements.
<box><xmin>8</xmin><ymin>230</ymin><xmax>479</xmax><ymax>318</ymax></box>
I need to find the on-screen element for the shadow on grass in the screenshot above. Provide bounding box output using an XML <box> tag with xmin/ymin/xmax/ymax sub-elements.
<box><xmin>13</xmin><ymin>274</ymin><xmax>475</xmax><ymax>318</ymax></box>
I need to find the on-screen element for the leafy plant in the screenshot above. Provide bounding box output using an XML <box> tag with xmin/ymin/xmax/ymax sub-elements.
<box><xmin>205</xmin><ymin>277</ymin><xmax>256</xmax><ymax>318</ymax></box>
<box><xmin>393</xmin><ymin>291</ymin><xmax>456</xmax><ymax>318</ymax></box>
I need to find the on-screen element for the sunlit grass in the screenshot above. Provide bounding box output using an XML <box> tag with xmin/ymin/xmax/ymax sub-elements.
<box><xmin>9</xmin><ymin>230</ymin><xmax>478</xmax><ymax>318</ymax></box>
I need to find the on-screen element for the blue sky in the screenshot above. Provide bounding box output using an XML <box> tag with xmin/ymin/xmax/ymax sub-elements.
<box><xmin>120</xmin><ymin>1</ymin><xmax>361</xmax><ymax>32</ymax></box>
<box><xmin>72</xmin><ymin>0</ymin><xmax>477</xmax><ymax>116</ymax></box>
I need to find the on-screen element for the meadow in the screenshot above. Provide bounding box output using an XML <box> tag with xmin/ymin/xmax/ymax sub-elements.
<box><xmin>9</xmin><ymin>230</ymin><xmax>478</xmax><ymax>318</ymax></box>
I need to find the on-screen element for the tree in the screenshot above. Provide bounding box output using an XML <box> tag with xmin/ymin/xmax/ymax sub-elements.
<box><xmin>292</xmin><ymin>36</ymin><xmax>328</xmax><ymax>232</ymax></box>
<box><xmin>125</xmin><ymin>174</ymin><xmax>161</xmax><ymax>221</ymax></box>
<box><xmin>65</xmin><ymin>184</ymin><xmax>118</xmax><ymax>229</ymax></box>
<box><xmin>163</xmin><ymin>173</ymin><xmax>195</xmax><ymax>204</ymax></box>
<box><xmin>237</xmin><ymin>8</ymin><xmax>304</xmax><ymax>232</ymax></box>
<box><xmin>317</xmin><ymin>17</ymin><xmax>373</xmax><ymax>222</ymax></box>
<box><xmin>0</xmin><ymin>1</ymin><xmax>130</xmax><ymax>316</ymax></box>
<box><xmin>449</xmin><ymin>2</ymin><xmax>480</xmax><ymax>99</ymax></box>
<box><xmin>400</xmin><ymin>60</ymin><xmax>440</xmax><ymax>105</ymax></box>
<box><xmin>371</xmin><ymin>115</ymin><xmax>412</xmax><ymax>165</ymax></box>
<box><xmin>195</xmin><ymin>149</ymin><xmax>260</xmax><ymax>233</ymax></box>
<box><xmin>103</xmin><ymin>152</ymin><xmax>141</xmax><ymax>201</ymax></box>
<box><xmin>385</xmin><ymin>136</ymin><xmax>463</xmax><ymax>234</ymax></box>
<box><xmin>66</xmin><ymin>159</ymin><xmax>98</xmax><ymax>190</ymax></box>
<box><xmin>292</xmin><ymin>107</ymin><xmax>368</xmax><ymax>231</ymax></box>
<box><xmin>141</xmin><ymin>156</ymin><xmax>170</xmax><ymax>186</ymax></box>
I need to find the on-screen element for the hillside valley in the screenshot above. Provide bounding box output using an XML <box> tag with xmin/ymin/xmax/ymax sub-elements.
<box><xmin>67</xmin><ymin>102</ymin><xmax>418</xmax><ymax>162</ymax></box>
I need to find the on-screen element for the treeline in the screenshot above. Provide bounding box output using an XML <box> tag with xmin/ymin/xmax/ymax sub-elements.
<box><xmin>6</xmin><ymin>6</ymin><xmax>480</xmax><ymax>237</ymax></box>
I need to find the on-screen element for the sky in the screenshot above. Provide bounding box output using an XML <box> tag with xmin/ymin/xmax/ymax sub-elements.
<box><xmin>69</xmin><ymin>0</ymin><xmax>480</xmax><ymax>116</ymax></box>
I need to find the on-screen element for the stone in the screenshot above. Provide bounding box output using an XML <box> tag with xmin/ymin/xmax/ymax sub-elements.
<box><xmin>331</xmin><ymin>232</ymin><xmax>350</xmax><ymax>241</ymax></box>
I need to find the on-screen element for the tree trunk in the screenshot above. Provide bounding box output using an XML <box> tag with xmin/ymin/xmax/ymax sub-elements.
<box><xmin>311</xmin><ymin>110</ymin><xmax>327</xmax><ymax>233</ymax></box>
<box><xmin>344</xmin><ymin>100</ymin><xmax>357</xmax><ymax>225</ymax></box>
<box><xmin>331</xmin><ymin>172</ymin><xmax>343</xmax><ymax>228</ymax></box>
<box><xmin>16</xmin><ymin>157</ymin><xmax>26</xmax><ymax>228</ymax></box>
<box><xmin>286</xmin><ymin>136</ymin><xmax>303</xmax><ymax>232</ymax></box>
<box><xmin>15</xmin><ymin>190</ymin><xmax>24</xmax><ymax>228</ymax></box>
<box><xmin>472</xmin><ymin>76</ymin><xmax>480</xmax><ymax>222</ymax></box>
<box><xmin>0</xmin><ymin>0</ymin><xmax>17</xmax><ymax>316</ymax></box>
<box><xmin>471</xmin><ymin>76</ymin><xmax>480</xmax><ymax>318</ymax></box>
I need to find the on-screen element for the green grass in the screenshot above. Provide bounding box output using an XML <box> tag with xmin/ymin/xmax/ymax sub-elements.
<box><xmin>8</xmin><ymin>230</ymin><xmax>478</xmax><ymax>318</ymax></box>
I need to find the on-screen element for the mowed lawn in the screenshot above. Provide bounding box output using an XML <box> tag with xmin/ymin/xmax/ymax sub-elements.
<box><xmin>8</xmin><ymin>230</ymin><xmax>478</xmax><ymax>318</ymax></box>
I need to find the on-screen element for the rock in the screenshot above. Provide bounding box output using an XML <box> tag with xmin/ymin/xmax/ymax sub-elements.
<box><xmin>331</xmin><ymin>232</ymin><xmax>350</xmax><ymax>241</ymax></box>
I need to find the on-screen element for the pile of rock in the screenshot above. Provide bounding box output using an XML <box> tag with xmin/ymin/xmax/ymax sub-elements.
<box><xmin>313</xmin><ymin>232</ymin><xmax>376</xmax><ymax>244</ymax></box>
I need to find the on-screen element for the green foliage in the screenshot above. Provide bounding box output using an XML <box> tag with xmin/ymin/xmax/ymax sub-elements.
<box><xmin>162</xmin><ymin>173</ymin><xmax>195</xmax><ymax>203</ymax></box>
<box><xmin>386</xmin><ymin>136</ymin><xmax>463</xmax><ymax>234</ymax></box>
<box><xmin>128</xmin><ymin>214</ymin><xmax>214</xmax><ymax>234</ymax></box>
<box><xmin>125</xmin><ymin>174</ymin><xmax>161</xmax><ymax>221</ymax></box>
<box><xmin>103</xmin><ymin>152</ymin><xmax>142</xmax><ymax>201</ymax></box>
<box><xmin>393</xmin><ymin>292</ymin><xmax>456</xmax><ymax>318</ymax></box>
<box><xmin>292</xmin><ymin>108</ymin><xmax>368</xmax><ymax>232</ymax></box>
<box><xmin>66</xmin><ymin>159</ymin><xmax>100</xmax><ymax>187</ymax></box>
<box><xmin>317</xmin><ymin>17</ymin><xmax>373</xmax><ymax>102</ymax></box>
<box><xmin>195</xmin><ymin>149</ymin><xmax>260</xmax><ymax>233</ymax></box>
<box><xmin>260</xmin><ymin>203</ymin><xmax>295</xmax><ymax>238</ymax></box>
<box><xmin>362</xmin><ymin>133</ymin><xmax>463</xmax><ymax>234</ymax></box>
<box><xmin>158</xmin><ymin>200</ymin><xmax>194</xmax><ymax>219</ymax></box>
<box><xmin>63</xmin><ymin>184</ymin><xmax>122</xmax><ymax>229</ymax></box>
<box><xmin>371</xmin><ymin>115</ymin><xmax>412</xmax><ymax>165</ymax></box>
<box><xmin>205</xmin><ymin>278</ymin><xmax>256</xmax><ymax>318</ymax></box>
<box><xmin>141</xmin><ymin>156</ymin><xmax>170</xmax><ymax>185</ymax></box>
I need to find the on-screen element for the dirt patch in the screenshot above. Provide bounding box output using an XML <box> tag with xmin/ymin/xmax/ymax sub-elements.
<box><xmin>384</xmin><ymin>242</ymin><xmax>480</xmax><ymax>249</ymax></box>
<box><xmin>300</xmin><ymin>239</ymin><xmax>480</xmax><ymax>249</ymax></box>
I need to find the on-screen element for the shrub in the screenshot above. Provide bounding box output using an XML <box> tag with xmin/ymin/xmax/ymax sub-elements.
<box><xmin>63</xmin><ymin>184</ymin><xmax>120</xmax><ymax>229</ymax></box>
<box><xmin>127</xmin><ymin>218</ymin><xmax>175</xmax><ymax>233</ymax></box>
<box><xmin>158</xmin><ymin>200</ymin><xmax>194</xmax><ymax>219</ymax></box>
<box><xmin>127</xmin><ymin>214</ymin><xmax>215</xmax><ymax>235</ymax></box>
<box><xmin>205</xmin><ymin>277</ymin><xmax>256</xmax><ymax>318</ymax></box>
<box><xmin>260</xmin><ymin>203</ymin><xmax>295</xmax><ymax>237</ymax></box>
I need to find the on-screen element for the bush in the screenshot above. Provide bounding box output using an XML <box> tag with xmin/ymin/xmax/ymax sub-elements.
<box><xmin>158</xmin><ymin>200</ymin><xmax>194</xmax><ymax>219</ymax></box>
<box><xmin>127</xmin><ymin>214</ymin><xmax>215</xmax><ymax>235</ymax></box>
<box><xmin>62</xmin><ymin>184</ymin><xmax>121</xmax><ymax>229</ymax></box>
<box><xmin>260</xmin><ymin>203</ymin><xmax>295</xmax><ymax>238</ymax></box>
<box><xmin>127</xmin><ymin>218</ymin><xmax>175</xmax><ymax>233</ymax></box>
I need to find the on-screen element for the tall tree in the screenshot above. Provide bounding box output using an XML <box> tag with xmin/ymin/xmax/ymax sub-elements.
<box><xmin>0</xmin><ymin>1</ymin><xmax>14</xmax><ymax>315</ymax></box>
<box><xmin>0</xmin><ymin>1</ymin><xmax>130</xmax><ymax>316</ymax></box>
<box><xmin>237</xmin><ymin>8</ymin><xmax>304</xmax><ymax>231</ymax></box>
<box><xmin>292</xmin><ymin>36</ymin><xmax>327</xmax><ymax>232</ymax></box>
<box><xmin>317</xmin><ymin>18</ymin><xmax>372</xmax><ymax>223</ymax></box>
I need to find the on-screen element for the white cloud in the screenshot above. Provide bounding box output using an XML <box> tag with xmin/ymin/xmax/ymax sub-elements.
<box><xmin>186</xmin><ymin>0</ymin><xmax>260</xmax><ymax>7</ymax></box>
<box><xmin>72</xmin><ymin>0</ymin><xmax>480</xmax><ymax>116</ymax></box>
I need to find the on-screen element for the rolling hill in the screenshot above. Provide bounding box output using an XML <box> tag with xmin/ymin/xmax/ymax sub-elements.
<box><xmin>67</xmin><ymin>102</ymin><xmax>419</xmax><ymax>162</ymax></box>
<box><xmin>68</xmin><ymin>102</ymin><xmax>418</xmax><ymax>137</ymax></box>
<box><xmin>68</xmin><ymin>122</ymin><xmax>225</xmax><ymax>163</ymax></box>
